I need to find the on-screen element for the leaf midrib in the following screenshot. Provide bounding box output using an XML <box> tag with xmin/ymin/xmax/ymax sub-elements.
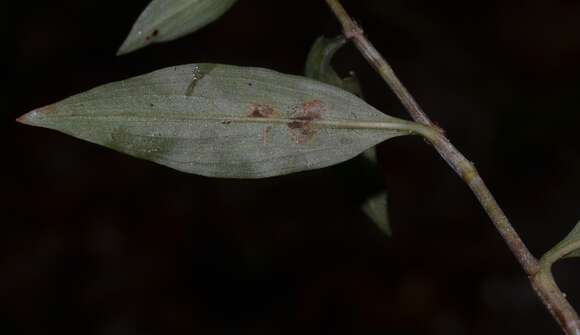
<box><xmin>39</xmin><ymin>114</ymin><xmax>416</xmax><ymax>133</ymax></box>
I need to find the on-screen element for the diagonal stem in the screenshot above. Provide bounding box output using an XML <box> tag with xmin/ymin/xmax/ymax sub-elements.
<box><xmin>324</xmin><ymin>0</ymin><xmax>580</xmax><ymax>334</ymax></box>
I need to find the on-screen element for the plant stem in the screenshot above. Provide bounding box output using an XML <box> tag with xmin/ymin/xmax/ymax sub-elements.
<box><xmin>324</xmin><ymin>0</ymin><xmax>580</xmax><ymax>334</ymax></box>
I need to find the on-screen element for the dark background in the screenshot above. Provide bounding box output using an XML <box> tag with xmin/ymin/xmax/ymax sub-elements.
<box><xmin>3</xmin><ymin>0</ymin><xmax>580</xmax><ymax>334</ymax></box>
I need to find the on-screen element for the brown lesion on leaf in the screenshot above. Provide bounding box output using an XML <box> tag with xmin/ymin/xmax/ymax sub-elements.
<box><xmin>145</xmin><ymin>29</ymin><xmax>159</xmax><ymax>41</ymax></box>
<box><xmin>248</xmin><ymin>104</ymin><xmax>278</xmax><ymax>118</ymax></box>
<box><xmin>246</xmin><ymin>104</ymin><xmax>278</xmax><ymax>144</ymax></box>
<box><xmin>287</xmin><ymin>100</ymin><xmax>324</xmax><ymax>144</ymax></box>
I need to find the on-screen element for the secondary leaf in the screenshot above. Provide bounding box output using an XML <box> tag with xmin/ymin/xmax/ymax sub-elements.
<box><xmin>118</xmin><ymin>0</ymin><xmax>238</xmax><ymax>55</ymax></box>
<box><xmin>542</xmin><ymin>221</ymin><xmax>580</xmax><ymax>264</ymax></box>
<box><xmin>305</xmin><ymin>36</ymin><xmax>362</xmax><ymax>97</ymax></box>
<box><xmin>305</xmin><ymin>36</ymin><xmax>391</xmax><ymax>233</ymax></box>
<box><xmin>362</xmin><ymin>192</ymin><xmax>390</xmax><ymax>236</ymax></box>
<box><xmin>18</xmin><ymin>64</ymin><xmax>429</xmax><ymax>179</ymax></box>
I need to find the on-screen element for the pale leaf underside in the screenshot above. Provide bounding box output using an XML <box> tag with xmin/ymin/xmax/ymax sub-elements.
<box><xmin>19</xmin><ymin>64</ymin><xmax>421</xmax><ymax>178</ymax></box>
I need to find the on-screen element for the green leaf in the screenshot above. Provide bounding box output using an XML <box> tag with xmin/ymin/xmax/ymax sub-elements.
<box><xmin>18</xmin><ymin>64</ymin><xmax>431</xmax><ymax>179</ymax></box>
<box><xmin>118</xmin><ymin>0</ymin><xmax>238</xmax><ymax>55</ymax></box>
<box><xmin>305</xmin><ymin>36</ymin><xmax>362</xmax><ymax>97</ymax></box>
<box><xmin>362</xmin><ymin>192</ymin><xmax>390</xmax><ymax>236</ymax></box>
<box><xmin>543</xmin><ymin>221</ymin><xmax>580</xmax><ymax>264</ymax></box>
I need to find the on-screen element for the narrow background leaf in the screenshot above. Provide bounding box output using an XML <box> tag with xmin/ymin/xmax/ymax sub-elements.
<box><xmin>118</xmin><ymin>0</ymin><xmax>238</xmax><ymax>55</ymax></box>
<box><xmin>18</xmin><ymin>64</ymin><xmax>421</xmax><ymax>179</ymax></box>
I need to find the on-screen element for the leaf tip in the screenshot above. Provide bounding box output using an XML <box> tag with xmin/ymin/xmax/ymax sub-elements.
<box><xmin>16</xmin><ymin>105</ymin><xmax>53</xmax><ymax>125</ymax></box>
<box><xmin>116</xmin><ymin>38</ymin><xmax>136</xmax><ymax>56</ymax></box>
<box><xmin>115</xmin><ymin>48</ymin><xmax>127</xmax><ymax>56</ymax></box>
<box><xmin>15</xmin><ymin>114</ymin><xmax>28</xmax><ymax>124</ymax></box>
<box><xmin>116</xmin><ymin>32</ymin><xmax>149</xmax><ymax>56</ymax></box>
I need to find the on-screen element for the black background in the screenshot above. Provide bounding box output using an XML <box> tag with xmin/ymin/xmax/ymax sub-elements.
<box><xmin>3</xmin><ymin>0</ymin><xmax>580</xmax><ymax>334</ymax></box>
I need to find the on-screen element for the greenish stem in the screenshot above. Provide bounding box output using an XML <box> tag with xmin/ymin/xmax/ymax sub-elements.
<box><xmin>325</xmin><ymin>0</ymin><xmax>580</xmax><ymax>334</ymax></box>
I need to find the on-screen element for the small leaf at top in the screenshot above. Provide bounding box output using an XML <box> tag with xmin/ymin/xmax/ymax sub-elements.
<box><xmin>17</xmin><ymin>64</ymin><xmax>431</xmax><ymax>179</ymax></box>
<box><xmin>305</xmin><ymin>35</ymin><xmax>362</xmax><ymax>97</ymax></box>
<box><xmin>118</xmin><ymin>0</ymin><xmax>238</xmax><ymax>55</ymax></box>
<box><xmin>362</xmin><ymin>191</ymin><xmax>391</xmax><ymax>236</ymax></box>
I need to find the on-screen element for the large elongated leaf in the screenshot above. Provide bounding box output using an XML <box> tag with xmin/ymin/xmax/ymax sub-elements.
<box><xmin>18</xmin><ymin>64</ymin><xmax>429</xmax><ymax>179</ymax></box>
<box><xmin>118</xmin><ymin>0</ymin><xmax>238</xmax><ymax>55</ymax></box>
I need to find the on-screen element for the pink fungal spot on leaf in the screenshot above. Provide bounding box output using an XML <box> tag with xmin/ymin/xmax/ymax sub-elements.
<box><xmin>248</xmin><ymin>104</ymin><xmax>277</xmax><ymax>118</ymax></box>
<box><xmin>287</xmin><ymin>100</ymin><xmax>325</xmax><ymax>144</ymax></box>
